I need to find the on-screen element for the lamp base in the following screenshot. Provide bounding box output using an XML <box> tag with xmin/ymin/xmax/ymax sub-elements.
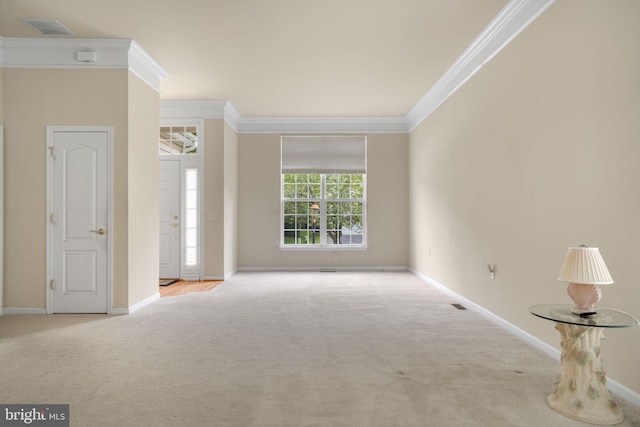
<box><xmin>567</xmin><ymin>283</ymin><xmax>601</xmax><ymax>315</ymax></box>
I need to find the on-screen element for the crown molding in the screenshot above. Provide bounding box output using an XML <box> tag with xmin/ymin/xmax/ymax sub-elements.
<box><xmin>406</xmin><ymin>0</ymin><xmax>555</xmax><ymax>131</ymax></box>
<box><xmin>160</xmin><ymin>100</ymin><xmax>241</xmax><ymax>132</ymax></box>
<box><xmin>237</xmin><ymin>116</ymin><xmax>409</xmax><ymax>134</ymax></box>
<box><xmin>0</xmin><ymin>38</ymin><xmax>166</xmax><ymax>92</ymax></box>
<box><xmin>160</xmin><ymin>100</ymin><xmax>229</xmax><ymax>119</ymax></box>
<box><xmin>160</xmin><ymin>100</ymin><xmax>407</xmax><ymax>134</ymax></box>
<box><xmin>0</xmin><ymin>0</ymin><xmax>554</xmax><ymax>131</ymax></box>
<box><xmin>223</xmin><ymin>102</ymin><xmax>242</xmax><ymax>132</ymax></box>
<box><xmin>128</xmin><ymin>40</ymin><xmax>168</xmax><ymax>93</ymax></box>
<box><xmin>158</xmin><ymin>0</ymin><xmax>554</xmax><ymax>134</ymax></box>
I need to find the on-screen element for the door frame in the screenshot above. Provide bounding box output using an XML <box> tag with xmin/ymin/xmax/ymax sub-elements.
<box><xmin>159</xmin><ymin>119</ymin><xmax>204</xmax><ymax>281</ymax></box>
<box><xmin>45</xmin><ymin>126</ymin><xmax>114</xmax><ymax>314</ymax></box>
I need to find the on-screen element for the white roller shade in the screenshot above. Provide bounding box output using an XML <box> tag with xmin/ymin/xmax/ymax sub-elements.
<box><xmin>281</xmin><ymin>136</ymin><xmax>366</xmax><ymax>174</ymax></box>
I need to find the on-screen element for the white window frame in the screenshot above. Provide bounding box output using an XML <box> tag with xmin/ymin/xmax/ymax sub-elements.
<box><xmin>280</xmin><ymin>135</ymin><xmax>367</xmax><ymax>250</ymax></box>
<box><xmin>159</xmin><ymin>119</ymin><xmax>204</xmax><ymax>280</ymax></box>
<box><xmin>281</xmin><ymin>176</ymin><xmax>367</xmax><ymax>250</ymax></box>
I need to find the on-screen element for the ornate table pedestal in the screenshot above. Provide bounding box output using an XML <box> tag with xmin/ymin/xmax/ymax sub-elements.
<box><xmin>529</xmin><ymin>304</ymin><xmax>638</xmax><ymax>425</ymax></box>
<box><xmin>547</xmin><ymin>323</ymin><xmax>621</xmax><ymax>425</ymax></box>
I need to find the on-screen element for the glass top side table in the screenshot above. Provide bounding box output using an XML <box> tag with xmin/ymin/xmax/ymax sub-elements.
<box><xmin>529</xmin><ymin>304</ymin><xmax>639</xmax><ymax>425</ymax></box>
<box><xmin>530</xmin><ymin>304</ymin><xmax>638</xmax><ymax>328</ymax></box>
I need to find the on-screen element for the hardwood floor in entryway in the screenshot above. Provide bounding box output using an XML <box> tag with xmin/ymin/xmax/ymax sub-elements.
<box><xmin>159</xmin><ymin>280</ymin><xmax>222</xmax><ymax>297</ymax></box>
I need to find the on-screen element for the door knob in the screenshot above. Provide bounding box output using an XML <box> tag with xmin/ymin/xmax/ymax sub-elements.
<box><xmin>91</xmin><ymin>228</ymin><xmax>106</xmax><ymax>235</ymax></box>
<box><xmin>169</xmin><ymin>223</ymin><xmax>179</xmax><ymax>228</ymax></box>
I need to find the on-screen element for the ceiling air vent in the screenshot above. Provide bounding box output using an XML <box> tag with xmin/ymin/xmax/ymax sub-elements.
<box><xmin>21</xmin><ymin>19</ymin><xmax>75</xmax><ymax>36</ymax></box>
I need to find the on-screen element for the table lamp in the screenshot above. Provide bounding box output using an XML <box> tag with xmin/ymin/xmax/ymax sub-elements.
<box><xmin>558</xmin><ymin>246</ymin><xmax>613</xmax><ymax>315</ymax></box>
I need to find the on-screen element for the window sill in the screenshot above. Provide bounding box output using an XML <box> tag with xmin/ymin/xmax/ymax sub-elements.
<box><xmin>280</xmin><ymin>245</ymin><xmax>367</xmax><ymax>251</ymax></box>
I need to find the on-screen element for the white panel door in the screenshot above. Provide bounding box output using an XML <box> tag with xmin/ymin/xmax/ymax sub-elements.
<box><xmin>50</xmin><ymin>129</ymin><xmax>109</xmax><ymax>313</ymax></box>
<box><xmin>159</xmin><ymin>160</ymin><xmax>180</xmax><ymax>278</ymax></box>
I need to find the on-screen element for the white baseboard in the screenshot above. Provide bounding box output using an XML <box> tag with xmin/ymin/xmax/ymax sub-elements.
<box><xmin>111</xmin><ymin>292</ymin><xmax>160</xmax><ymax>315</ymax></box>
<box><xmin>2</xmin><ymin>307</ymin><xmax>47</xmax><ymax>315</ymax></box>
<box><xmin>409</xmin><ymin>269</ymin><xmax>640</xmax><ymax>409</ymax></box>
<box><xmin>238</xmin><ymin>266</ymin><xmax>409</xmax><ymax>272</ymax></box>
<box><xmin>202</xmin><ymin>275</ymin><xmax>226</xmax><ymax>281</ymax></box>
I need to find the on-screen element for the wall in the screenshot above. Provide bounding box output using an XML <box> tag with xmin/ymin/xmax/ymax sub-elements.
<box><xmin>223</xmin><ymin>122</ymin><xmax>238</xmax><ymax>276</ymax></box>
<box><xmin>409</xmin><ymin>0</ymin><xmax>640</xmax><ymax>394</ymax></box>
<box><xmin>3</xmin><ymin>68</ymin><xmax>128</xmax><ymax>309</ymax></box>
<box><xmin>0</xmin><ymin>66</ymin><xmax>3</xmax><ymax>313</ymax></box>
<box><xmin>202</xmin><ymin>118</ymin><xmax>239</xmax><ymax>279</ymax></box>
<box><xmin>238</xmin><ymin>133</ymin><xmax>409</xmax><ymax>269</ymax></box>
<box><xmin>0</xmin><ymin>67</ymin><xmax>3</xmax><ymax>124</ymax></box>
<box><xmin>203</xmin><ymin>119</ymin><xmax>225</xmax><ymax>278</ymax></box>
<box><xmin>2</xmin><ymin>67</ymin><xmax>160</xmax><ymax>311</ymax></box>
<box><xmin>126</xmin><ymin>71</ymin><xmax>160</xmax><ymax>307</ymax></box>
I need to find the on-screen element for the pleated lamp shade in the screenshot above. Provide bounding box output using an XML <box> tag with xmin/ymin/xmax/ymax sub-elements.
<box><xmin>558</xmin><ymin>246</ymin><xmax>614</xmax><ymax>285</ymax></box>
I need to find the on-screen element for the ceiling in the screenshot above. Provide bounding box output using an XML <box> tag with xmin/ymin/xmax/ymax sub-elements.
<box><xmin>0</xmin><ymin>0</ymin><xmax>508</xmax><ymax>118</ymax></box>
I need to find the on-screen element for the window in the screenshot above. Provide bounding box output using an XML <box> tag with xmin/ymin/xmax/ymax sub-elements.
<box><xmin>159</xmin><ymin>126</ymin><xmax>197</xmax><ymax>155</ymax></box>
<box><xmin>184</xmin><ymin>168</ymin><xmax>198</xmax><ymax>266</ymax></box>
<box><xmin>281</xmin><ymin>136</ymin><xmax>366</xmax><ymax>247</ymax></box>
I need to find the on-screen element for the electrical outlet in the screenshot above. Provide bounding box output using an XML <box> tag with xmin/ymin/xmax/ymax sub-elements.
<box><xmin>332</xmin><ymin>252</ymin><xmax>338</xmax><ymax>261</ymax></box>
<box><xmin>487</xmin><ymin>264</ymin><xmax>496</xmax><ymax>280</ymax></box>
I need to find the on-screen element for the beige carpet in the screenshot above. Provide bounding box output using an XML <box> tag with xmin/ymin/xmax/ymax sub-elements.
<box><xmin>1</xmin><ymin>271</ymin><xmax>639</xmax><ymax>426</ymax></box>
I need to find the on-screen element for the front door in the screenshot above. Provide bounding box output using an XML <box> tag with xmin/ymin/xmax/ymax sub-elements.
<box><xmin>48</xmin><ymin>127</ymin><xmax>111</xmax><ymax>313</ymax></box>
<box><xmin>159</xmin><ymin>160</ymin><xmax>180</xmax><ymax>279</ymax></box>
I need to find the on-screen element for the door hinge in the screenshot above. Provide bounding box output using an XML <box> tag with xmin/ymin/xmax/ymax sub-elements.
<box><xmin>48</xmin><ymin>146</ymin><xmax>55</xmax><ymax>157</ymax></box>
<box><xmin>50</xmin><ymin>213</ymin><xmax>55</xmax><ymax>223</ymax></box>
<box><xmin>49</xmin><ymin>279</ymin><xmax>55</xmax><ymax>290</ymax></box>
